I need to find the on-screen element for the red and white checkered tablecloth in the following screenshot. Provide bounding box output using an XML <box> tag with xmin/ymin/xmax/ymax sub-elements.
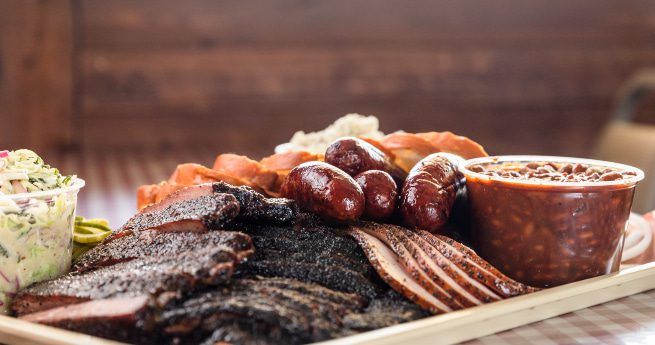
<box><xmin>48</xmin><ymin>148</ymin><xmax>655</xmax><ymax>345</ymax></box>
<box><xmin>466</xmin><ymin>289</ymin><xmax>655</xmax><ymax>344</ymax></box>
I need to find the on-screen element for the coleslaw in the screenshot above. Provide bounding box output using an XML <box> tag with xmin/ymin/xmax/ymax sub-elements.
<box><xmin>0</xmin><ymin>150</ymin><xmax>83</xmax><ymax>314</ymax></box>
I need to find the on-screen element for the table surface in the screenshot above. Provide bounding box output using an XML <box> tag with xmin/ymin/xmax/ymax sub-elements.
<box><xmin>50</xmin><ymin>147</ymin><xmax>655</xmax><ymax>345</ymax></box>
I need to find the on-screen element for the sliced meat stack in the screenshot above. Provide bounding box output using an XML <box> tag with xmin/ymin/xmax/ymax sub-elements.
<box><xmin>348</xmin><ymin>223</ymin><xmax>538</xmax><ymax>314</ymax></box>
<box><xmin>12</xmin><ymin>186</ymin><xmax>260</xmax><ymax>343</ymax></box>
<box><xmin>14</xmin><ymin>246</ymin><xmax>245</xmax><ymax>343</ymax></box>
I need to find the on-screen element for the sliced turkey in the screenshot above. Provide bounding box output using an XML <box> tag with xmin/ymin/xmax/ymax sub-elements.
<box><xmin>349</xmin><ymin>223</ymin><xmax>538</xmax><ymax>314</ymax></box>
<box><xmin>348</xmin><ymin>229</ymin><xmax>452</xmax><ymax>314</ymax></box>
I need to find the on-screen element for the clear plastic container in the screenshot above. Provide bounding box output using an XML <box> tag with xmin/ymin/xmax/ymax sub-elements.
<box><xmin>0</xmin><ymin>178</ymin><xmax>85</xmax><ymax>314</ymax></box>
<box><xmin>460</xmin><ymin>156</ymin><xmax>644</xmax><ymax>288</ymax></box>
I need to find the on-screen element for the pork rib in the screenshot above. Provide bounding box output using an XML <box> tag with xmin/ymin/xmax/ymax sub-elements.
<box><xmin>238</xmin><ymin>215</ymin><xmax>380</xmax><ymax>299</ymax></box>
<box><xmin>242</xmin><ymin>260</ymin><xmax>379</xmax><ymax>300</ymax></box>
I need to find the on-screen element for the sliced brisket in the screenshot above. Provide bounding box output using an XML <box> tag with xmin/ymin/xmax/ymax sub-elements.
<box><xmin>13</xmin><ymin>247</ymin><xmax>237</xmax><ymax>316</ymax></box>
<box><xmin>73</xmin><ymin>230</ymin><xmax>253</xmax><ymax>273</ymax></box>
<box><xmin>342</xmin><ymin>290</ymin><xmax>428</xmax><ymax>331</ymax></box>
<box><xmin>20</xmin><ymin>296</ymin><xmax>157</xmax><ymax>344</ymax></box>
<box><xmin>161</xmin><ymin>277</ymin><xmax>366</xmax><ymax>344</ymax></box>
<box><xmin>237</xmin><ymin>215</ymin><xmax>380</xmax><ymax>298</ymax></box>
<box><xmin>110</xmin><ymin>182</ymin><xmax>296</xmax><ymax>241</ymax></box>
<box><xmin>119</xmin><ymin>192</ymin><xmax>240</xmax><ymax>235</ymax></box>
<box><xmin>212</xmin><ymin>182</ymin><xmax>297</xmax><ymax>224</ymax></box>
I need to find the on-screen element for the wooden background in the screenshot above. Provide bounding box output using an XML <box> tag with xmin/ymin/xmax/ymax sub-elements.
<box><xmin>1</xmin><ymin>0</ymin><xmax>655</xmax><ymax>159</ymax></box>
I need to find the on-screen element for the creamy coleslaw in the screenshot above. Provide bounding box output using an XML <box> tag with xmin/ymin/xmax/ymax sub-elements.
<box><xmin>0</xmin><ymin>150</ymin><xmax>83</xmax><ymax>314</ymax></box>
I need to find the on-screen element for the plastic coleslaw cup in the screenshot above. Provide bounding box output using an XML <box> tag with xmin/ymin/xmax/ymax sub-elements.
<box><xmin>0</xmin><ymin>178</ymin><xmax>85</xmax><ymax>314</ymax></box>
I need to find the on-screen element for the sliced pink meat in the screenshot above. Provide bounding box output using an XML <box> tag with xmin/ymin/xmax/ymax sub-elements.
<box><xmin>358</xmin><ymin>224</ymin><xmax>463</xmax><ymax>310</ymax></box>
<box><xmin>20</xmin><ymin>296</ymin><xmax>154</xmax><ymax>340</ymax></box>
<box><xmin>418</xmin><ymin>230</ymin><xmax>539</xmax><ymax>297</ymax></box>
<box><xmin>348</xmin><ymin>223</ymin><xmax>539</xmax><ymax>315</ymax></box>
<box><xmin>391</xmin><ymin>227</ymin><xmax>494</xmax><ymax>305</ymax></box>
<box><xmin>348</xmin><ymin>229</ymin><xmax>452</xmax><ymax>314</ymax></box>
<box><xmin>400</xmin><ymin>228</ymin><xmax>501</xmax><ymax>303</ymax></box>
<box><xmin>21</xmin><ymin>295</ymin><xmax>150</xmax><ymax>324</ymax></box>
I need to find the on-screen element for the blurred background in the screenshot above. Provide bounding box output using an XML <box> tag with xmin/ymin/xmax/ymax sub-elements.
<box><xmin>1</xmin><ymin>0</ymin><xmax>655</xmax><ymax>223</ymax></box>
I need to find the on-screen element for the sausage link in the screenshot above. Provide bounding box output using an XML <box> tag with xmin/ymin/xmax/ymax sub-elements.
<box><xmin>280</xmin><ymin>161</ymin><xmax>365</xmax><ymax>222</ymax></box>
<box><xmin>325</xmin><ymin>137</ymin><xmax>407</xmax><ymax>183</ymax></box>
<box><xmin>354</xmin><ymin>170</ymin><xmax>398</xmax><ymax>221</ymax></box>
<box><xmin>400</xmin><ymin>153</ymin><xmax>463</xmax><ymax>233</ymax></box>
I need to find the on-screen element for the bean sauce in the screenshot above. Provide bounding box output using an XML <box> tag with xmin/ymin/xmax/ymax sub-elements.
<box><xmin>462</xmin><ymin>157</ymin><xmax>643</xmax><ymax>288</ymax></box>
<box><xmin>469</xmin><ymin>161</ymin><xmax>637</xmax><ymax>183</ymax></box>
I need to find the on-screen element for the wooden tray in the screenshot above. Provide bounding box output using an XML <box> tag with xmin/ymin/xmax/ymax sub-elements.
<box><xmin>1</xmin><ymin>262</ymin><xmax>654</xmax><ymax>345</ymax></box>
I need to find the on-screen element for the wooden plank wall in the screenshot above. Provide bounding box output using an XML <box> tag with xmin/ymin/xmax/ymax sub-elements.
<box><xmin>0</xmin><ymin>0</ymin><xmax>74</xmax><ymax>151</ymax></box>
<box><xmin>2</xmin><ymin>1</ymin><xmax>655</xmax><ymax>157</ymax></box>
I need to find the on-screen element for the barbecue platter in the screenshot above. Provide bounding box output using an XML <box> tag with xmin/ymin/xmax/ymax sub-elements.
<box><xmin>0</xmin><ymin>114</ymin><xmax>653</xmax><ymax>345</ymax></box>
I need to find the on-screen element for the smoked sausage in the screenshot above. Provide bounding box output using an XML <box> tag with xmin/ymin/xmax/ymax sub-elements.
<box><xmin>400</xmin><ymin>153</ymin><xmax>464</xmax><ymax>233</ymax></box>
<box><xmin>354</xmin><ymin>170</ymin><xmax>398</xmax><ymax>221</ymax></box>
<box><xmin>325</xmin><ymin>137</ymin><xmax>407</xmax><ymax>183</ymax></box>
<box><xmin>281</xmin><ymin>161</ymin><xmax>365</xmax><ymax>222</ymax></box>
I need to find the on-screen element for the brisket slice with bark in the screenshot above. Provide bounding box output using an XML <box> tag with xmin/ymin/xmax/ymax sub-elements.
<box><xmin>237</xmin><ymin>214</ymin><xmax>380</xmax><ymax>299</ymax></box>
<box><xmin>73</xmin><ymin>230</ymin><xmax>253</xmax><ymax>273</ymax></box>
<box><xmin>118</xmin><ymin>192</ymin><xmax>241</xmax><ymax>236</ymax></box>
<box><xmin>20</xmin><ymin>296</ymin><xmax>157</xmax><ymax>344</ymax></box>
<box><xmin>13</xmin><ymin>247</ymin><xmax>239</xmax><ymax>316</ymax></box>
<box><xmin>212</xmin><ymin>182</ymin><xmax>298</xmax><ymax>224</ymax></box>
<box><xmin>342</xmin><ymin>290</ymin><xmax>428</xmax><ymax>331</ymax></box>
<box><xmin>161</xmin><ymin>277</ymin><xmax>367</xmax><ymax>344</ymax></box>
<box><xmin>108</xmin><ymin>182</ymin><xmax>297</xmax><ymax>242</ymax></box>
<box><xmin>162</xmin><ymin>276</ymin><xmax>426</xmax><ymax>345</ymax></box>
<box><xmin>244</xmin><ymin>218</ymin><xmax>372</xmax><ymax>276</ymax></box>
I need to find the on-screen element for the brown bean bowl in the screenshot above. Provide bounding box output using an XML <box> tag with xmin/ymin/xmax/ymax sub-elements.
<box><xmin>460</xmin><ymin>155</ymin><xmax>644</xmax><ymax>288</ymax></box>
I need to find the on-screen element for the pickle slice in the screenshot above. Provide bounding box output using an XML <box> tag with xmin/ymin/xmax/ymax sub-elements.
<box><xmin>73</xmin><ymin>229</ymin><xmax>111</xmax><ymax>244</ymax></box>
<box><xmin>73</xmin><ymin>216</ymin><xmax>112</xmax><ymax>244</ymax></box>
